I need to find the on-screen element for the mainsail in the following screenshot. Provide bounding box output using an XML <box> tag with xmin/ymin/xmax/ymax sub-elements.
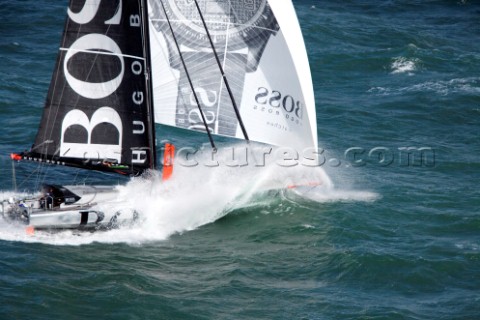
<box><xmin>18</xmin><ymin>0</ymin><xmax>156</xmax><ymax>176</ymax></box>
<box><xmin>148</xmin><ymin>0</ymin><xmax>318</xmax><ymax>151</ymax></box>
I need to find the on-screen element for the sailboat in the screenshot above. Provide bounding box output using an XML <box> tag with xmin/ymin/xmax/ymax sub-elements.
<box><xmin>1</xmin><ymin>0</ymin><xmax>319</xmax><ymax>231</ymax></box>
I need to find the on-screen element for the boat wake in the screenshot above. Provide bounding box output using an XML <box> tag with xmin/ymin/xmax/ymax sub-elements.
<box><xmin>283</xmin><ymin>186</ymin><xmax>380</xmax><ymax>204</ymax></box>
<box><xmin>0</xmin><ymin>150</ymin><xmax>378</xmax><ymax>246</ymax></box>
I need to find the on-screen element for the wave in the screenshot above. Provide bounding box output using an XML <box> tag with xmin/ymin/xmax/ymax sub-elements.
<box><xmin>368</xmin><ymin>77</ymin><xmax>480</xmax><ymax>96</ymax></box>
<box><xmin>390</xmin><ymin>57</ymin><xmax>419</xmax><ymax>75</ymax></box>
<box><xmin>284</xmin><ymin>187</ymin><xmax>380</xmax><ymax>204</ymax></box>
<box><xmin>0</xmin><ymin>146</ymin><xmax>378</xmax><ymax>246</ymax></box>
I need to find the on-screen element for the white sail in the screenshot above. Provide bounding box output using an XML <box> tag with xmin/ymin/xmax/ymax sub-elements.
<box><xmin>148</xmin><ymin>0</ymin><xmax>317</xmax><ymax>152</ymax></box>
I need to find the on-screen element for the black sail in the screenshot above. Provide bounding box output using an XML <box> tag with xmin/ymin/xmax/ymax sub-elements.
<box><xmin>22</xmin><ymin>0</ymin><xmax>155</xmax><ymax>176</ymax></box>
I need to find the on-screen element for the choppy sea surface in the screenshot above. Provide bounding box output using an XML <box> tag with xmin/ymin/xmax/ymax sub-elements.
<box><xmin>1</xmin><ymin>1</ymin><xmax>479</xmax><ymax>319</ymax></box>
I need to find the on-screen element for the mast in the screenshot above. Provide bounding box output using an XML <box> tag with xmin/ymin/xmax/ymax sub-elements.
<box><xmin>141</xmin><ymin>0</ymin><xmax>157</xmax><ymax>170</ymax></box>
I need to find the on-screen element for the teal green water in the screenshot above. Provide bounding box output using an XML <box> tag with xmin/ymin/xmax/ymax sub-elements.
<box><xmin>1</xmin><ymin>1</ymin><xmax>479</xmax><ymax>319</ymax></box>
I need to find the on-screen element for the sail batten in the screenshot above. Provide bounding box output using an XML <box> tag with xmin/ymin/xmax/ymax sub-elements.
<box><xmin>59</xmin><ymin>47</ymin><xmax>146</xmax><ymax>61</ymax></box>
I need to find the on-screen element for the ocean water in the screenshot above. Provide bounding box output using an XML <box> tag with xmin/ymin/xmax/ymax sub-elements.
<box><xmin>1</xmin><ymin>1</ymin><xmax>479</xmax><ymax>319</ymax></box>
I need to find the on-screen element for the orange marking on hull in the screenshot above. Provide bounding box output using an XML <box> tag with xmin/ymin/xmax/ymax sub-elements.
<box><xmin>162</xmin><ymin>143</ymin><xmax>175</xmax><ymax>181</ymax></box>
<box><xmin>25</xmin><ymin>225</ymin><xmax>35</xmax><ymax>235</ymax></box>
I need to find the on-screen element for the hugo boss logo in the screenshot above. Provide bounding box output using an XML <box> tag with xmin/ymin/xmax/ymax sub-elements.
<box><xmin>58</xmin><ymin>1</ymin><xmax>148</xmax><ymax>165</ymax></box>
<box><xmin>254</xmin><ymin>87</ymin><xmax>304</xmax><ymax>124</ymax></box>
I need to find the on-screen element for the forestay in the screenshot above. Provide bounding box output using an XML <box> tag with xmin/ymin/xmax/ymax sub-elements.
<box><xmin>148</xmin><ymin>0</ymin><xmax>318</xmax><ymax>151</ymax></box>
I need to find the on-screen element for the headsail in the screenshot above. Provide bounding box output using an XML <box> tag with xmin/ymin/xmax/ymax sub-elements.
<box><xmin>18</xmin><ymin>0</ymin><xmax>155</xmax><ymax>176</ymax></box>
<box><xmin>148</xmin><ymin>0</ymin><xmax>318</xmax><ymax>151</ymax></box>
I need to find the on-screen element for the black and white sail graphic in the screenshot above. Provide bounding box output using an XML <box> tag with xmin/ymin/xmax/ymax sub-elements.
<box><xmin>148</xmin><ymin>0</ymin><xmax>318</xmax><ymax>152</ymax></box>
<box><xmin>25</xmin><ymin>0</ymin><xmax>155</xmax><ymax>175</ymax></box>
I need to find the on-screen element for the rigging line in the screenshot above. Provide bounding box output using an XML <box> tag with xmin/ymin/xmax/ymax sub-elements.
<box><xmin>192</xmin><ymin>0</ymin><xmax>250</xmax><ymax>142</ymax></box>
<box><xmin>15</xmin><ymin>162</ymin><xmax>45</xmax><ymax>191</ymax></box>
<box><xmin>158</xmin><ymin>0</ymin><xmax>217</xmax><ymax>151</ymax></box>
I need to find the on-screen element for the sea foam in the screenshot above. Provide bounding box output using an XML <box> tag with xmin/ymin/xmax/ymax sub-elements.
<box><xmin>0</xmin><ymin>146</ymin><xmax>377</xmax><ymax>246</ymax></box>
<box><xmin>390</xmin><ymin>57</ymin><xmax>419</xmax><ymax>75</ymax></box>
